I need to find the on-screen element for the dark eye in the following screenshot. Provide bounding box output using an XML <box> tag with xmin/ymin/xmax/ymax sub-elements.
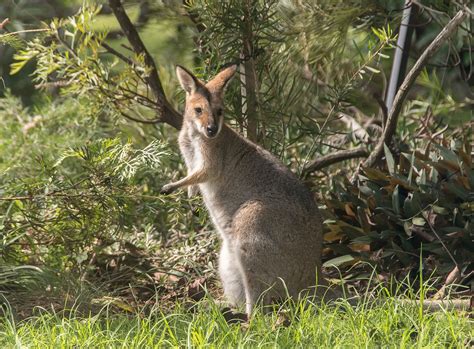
<box><xmin>195</xmin><ymin>107</ymin><xmax>202</xmax><ymax>115</ymax></box>
<box><xmin>216</xmin><ymin>108</ymin><xmax>223</xmax><ymax>116</ymax></box>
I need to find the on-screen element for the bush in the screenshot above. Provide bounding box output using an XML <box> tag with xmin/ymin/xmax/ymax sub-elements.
<box><xmin>323</xmin><ymin>136</ymin><xmax>473</xmax><ymax>289</ymax></box>
<box><xmin>0</xmin><ymin>93</ymin><xmax>203</xmax><ymax>280</ymax></box>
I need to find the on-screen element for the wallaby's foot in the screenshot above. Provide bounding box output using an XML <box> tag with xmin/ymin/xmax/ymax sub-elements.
<box><xmin>272</xmin><ymin>311</ymin><xmax>291</xmax><ymax>329</ymax></box>
<box><xmin>160</xmin><ymin>183</ymin><xmax>175</xmax><ymax>195</ymax></box>
<box><xmin>221</xmin><ymin>307</ymin><xmax>247</xmax><ymax>324</ymax></box>
<box><xmin>240</xmin><ymin>321</ymin><xmax>251</xmax><ymax>331</ymax></box>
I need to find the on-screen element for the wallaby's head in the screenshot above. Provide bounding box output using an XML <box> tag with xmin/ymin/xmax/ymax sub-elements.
<box><xmin>176</xmin><ymin>65</ymin><xmax>236</xmax><ymax>139</ymax></box>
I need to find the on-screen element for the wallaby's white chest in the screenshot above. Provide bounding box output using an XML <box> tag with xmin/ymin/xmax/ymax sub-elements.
<box><xmin>180</xmin><ymin>128</ymin><xmax>204</xmax><ymax>172</ymax></box>
<box><xmin>183</xmin><ymin>133</ymin><xmax>230</xmax><ymax>237</ymax></box>
<box><xmin>189</xmin><ymin>138</ymin><xmax>204</xmax><ymax>171</ymax></box>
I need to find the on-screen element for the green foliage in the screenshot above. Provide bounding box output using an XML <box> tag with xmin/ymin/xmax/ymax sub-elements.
<box><xmin>324</xmin><ymin>137</ymin><xmax>473</xmax><ymax>279</ymax></box>
<box><xmin>1</xmin><ymin>0</ymin><xmax>472</xmax><ymax>309</ymax></box>
<box><xmin>188</xmin><ymin>0</ymin><xmax>397</xmax><ymax>168</ymax></box>
<box><xmin>0</xmin><ymin>0</ymin><xmax>86</xmax><ymax>103</ymax></box>
<box><xmin>0</xmin><ymin>265</ymin><xmax>44</xmax><ymax>291</ymax></box>
<box><xmin>0</xmin><ymin>92</ymin><xmax>201</xmax><ymax>277</ymax></box>
<box><xmin>11</xmin><ymin>6</ymin><xmax>138</xmax><ymax>117</ymax></box>
<box><xmin>0</xmin><ymin>33</ymin><xmax>24</xmax><ymax>51</ymax></box>
<box><xmin>8</xmin><ymin>3</ymin><xmax>192</xmax><ymax>126</ymax></box>
<box><xmin>0</xmin><ymin>3</ymin><xmax>203</xmax><ymax>294</ymax></box>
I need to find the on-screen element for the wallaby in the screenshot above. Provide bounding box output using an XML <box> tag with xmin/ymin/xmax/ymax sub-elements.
<box><xmin>161</xmin><ymin>65</ymin><xmax>325</xmax><ymax>317</ymax></box>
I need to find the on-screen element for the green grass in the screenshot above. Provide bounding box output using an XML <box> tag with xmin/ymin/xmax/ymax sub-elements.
<box><xmin>0</xmin><ymin>296</ymin><xmax>471</xmax><ymax>348</ymax></box>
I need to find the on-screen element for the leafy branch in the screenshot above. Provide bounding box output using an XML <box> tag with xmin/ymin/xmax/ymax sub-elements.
<box><xmin>362</xmin><ymin>10</ymin><xmax>468</xmax><ymax>169</ymax></box>
<box><xmin>8</xmin><ymin>5</ymin><xmax>182</xmax><ymax>129</ymax></box>
<box><xmin>108</xmin><ymin>0</ymin><xmax>182</xmax><ymax>129</ymax></box>
<box><xmin>304</xmin><ymin>10</ymin><xmax>468</xmax><ymax>175</ymax></box>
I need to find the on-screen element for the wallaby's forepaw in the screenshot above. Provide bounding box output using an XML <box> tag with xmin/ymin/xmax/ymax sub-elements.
<box><xmin>160</xmin><ymin>184</ymin><xmax>175</xmax><ymax>195</ymax></box>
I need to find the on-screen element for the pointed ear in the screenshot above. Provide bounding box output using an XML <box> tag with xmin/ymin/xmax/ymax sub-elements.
<box><xmin>176</xmin><ymin>65</ymin><xmax>198</xmax><ymax>94</ymax></box>
<box><xmin>206</xmin><ymin>64</ymin><xmax>237</xmax><ymax>94</ymax></box>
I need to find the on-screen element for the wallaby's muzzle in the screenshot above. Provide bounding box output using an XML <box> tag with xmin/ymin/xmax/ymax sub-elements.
<box><xmin>206</xmin><ymin>123</ymin><xmax>218</xmax><ymax>138</ymax></box>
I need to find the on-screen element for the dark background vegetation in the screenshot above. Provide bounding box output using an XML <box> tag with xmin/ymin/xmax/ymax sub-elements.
<box><xmin>0</xmin><ymin>0</ymin><xmax>472</xmax><ymax>316</ymax></box>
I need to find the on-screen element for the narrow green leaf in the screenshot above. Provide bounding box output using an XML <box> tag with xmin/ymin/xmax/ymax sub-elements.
<box><xmin>384</xmin><ymin>143</ymin><xmax>395</xmax><ymax>174</ymax></box>
<box><xmin>407</xmin><ymin>150</ymin><xmax>416</xmax><ymax>185</ymax></box>
<box><xmin>323</xmin><ymin>255</ymin><xmax>355</xmax><ymax>268</ymax></box>
<box><xmin>14</xmin><ymin>200</ymin><xmax>24</xmax><ymax>210</ymax></box>
<box><xmin>412</xmin><ymin>217</ymin><xmax>426</xmax><ymax>226</ymax></box>
<box><xmin>392</xmin><ymin>185</ymin><xmax>400</xmax><ymax>215</ymax></box>
<box><xmin>366</xmin><ymin>66</ymin><xmax>380</xmax><ymax>74</ymax></box>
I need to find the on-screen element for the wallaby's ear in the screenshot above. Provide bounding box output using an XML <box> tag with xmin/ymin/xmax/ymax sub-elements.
<box><xmin>206</xmin><ymin>64</ymin><xmax>237</xmax><ymax>94</ymax></box>
<box><xmin>176</xmin><ymin>65</ymin><xmax>198</xmax><ymax>94</ymax></box>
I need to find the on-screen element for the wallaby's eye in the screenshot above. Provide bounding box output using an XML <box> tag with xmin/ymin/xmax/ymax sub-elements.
<box><xmin>216</xmin><ymin>108</ymin><xmax>223</xmax><ymax>116</ymax></box>
<box><xmin>195</xmin><ymin>107</ymin><xmax>202</xmax><ymax>115</ymax></box>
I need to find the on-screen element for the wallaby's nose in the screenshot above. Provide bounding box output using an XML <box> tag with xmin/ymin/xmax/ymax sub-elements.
<box><xmin>206</xmin><ymin>124</ymin><xmax>218</xmax><ymax>138</ymax></box>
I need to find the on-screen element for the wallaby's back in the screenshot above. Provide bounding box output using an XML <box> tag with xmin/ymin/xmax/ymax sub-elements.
<box><xmin>197</xmin><ymin>125</ymin><xmax>319</xmax><ymax>227</ymax></box>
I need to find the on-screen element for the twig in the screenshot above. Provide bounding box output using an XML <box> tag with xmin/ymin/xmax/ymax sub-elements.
<box><xmin>396</xmin><ymin>298</ymin><xmax>471</xmax><ymax>311</ymax></box>
<box><xmin>410</xmin><ymin>226</ymin><xmax>435</xmax><ymax>242</ymax></box>
<box><xmin>362</xmin><ymin>10</ymin><xmax>467</xmax><ymax>169</ymax></box>
<box><xmin>53</xmin><ymin>32</ymin><xmax>80</xmax><ymax>60</ymax></box>
<box><xmin>432</xmin><ymin>266</ymin><xmax>461</xmax><ymax>300</ymax></box>
<box><xmin>372</xmin><ymin>93</ymin><xmax>388</xmax><ymax>127</ymax></box>
<box><xmin>423</xmin><ymin>211</ymin><xmax>459</xmax><ymax>269</ymax></box>
<box><xmin>302</xmin><ymin>147</ymin><xmax>369</xmax><ymax>176</ymax></box>
<box><xmin>0</xmin><ymin>18</ymin><xmax>10</xmax><ymax>30</ymax></box>
<box><xmin>108</xmin><ymin>0</ymin><xmax>182</xmax><ymax>130</ymax></box>
<box><xmin>0</xmin><ymin>28</ymin><xmax>49</xmax><ymax>37</ymax></box>
<box><xmin>119</xmin><ymin>110</ymin><xmax>163</xmax><ymax>125</ymax></box>
<box><xmin>101</xmin><ymin>41</ymin><xmax>134</xmax><ymax>66</ymax></box>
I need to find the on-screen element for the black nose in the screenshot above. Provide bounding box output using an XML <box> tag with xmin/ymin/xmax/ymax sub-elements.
<box><xmin>206</xmin><ymin>124</ymin><xmax>218</xmax><ymax>137</ymax></box>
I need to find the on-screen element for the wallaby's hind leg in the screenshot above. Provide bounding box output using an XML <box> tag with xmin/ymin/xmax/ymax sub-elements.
<box><xmin>232</xmin><ymin>200</ymin><xmax>320</xmax><ymax>317</ymax></box>
<box><xmin>240</xmin><ymin>270</ymin><xmax>273</xmax><ymax>316</ymax></box>
<box><xmin>219</xmin><ymin>241</ymin><xmax>245</xmax><ymax>307</ymax></box>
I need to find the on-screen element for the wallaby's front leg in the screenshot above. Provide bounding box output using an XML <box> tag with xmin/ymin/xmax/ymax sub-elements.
<box><xmin>161</xmin><ymin>169</ymin><xmax>208</xmax><ymax>194</ymax></box>
<box><xmin>187</xmin><ymin>185</ymin><xmax>199</xmax><ymax>198</ymax></box>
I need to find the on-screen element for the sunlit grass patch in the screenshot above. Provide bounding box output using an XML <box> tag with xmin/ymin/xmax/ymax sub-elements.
<box><xmin>0</xmin><ymin>293</ymin><xmax>471</xmax><ymax>348</ymax></box>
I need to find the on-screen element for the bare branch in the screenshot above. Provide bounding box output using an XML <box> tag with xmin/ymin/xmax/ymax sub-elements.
<box><xmin>101</xmin><ymin>41</ymin><xmax>134</xmax><ymax>66</ymax></box>
<box><xmin>0</xmin><ymin>18</ymin><xmax>10</xmax><ymax>30</ymax></box>
<box><xmin>108</xmin><ymin>0</ymin><xmax>182</xmax><ymax>130</ymax></box>
<box><xmin>118</xmin><ymin>110</ymin><xmax>163</xmax><ymax>125</ymax></box>
<box><xmin>396</xmin><ymin>299</ymin><xmax>471</xmax><ymax>311</ymax></box>
<box><xmin>302</xmin><ymin>147</ymin><xmax>369</xmax><ymax>176</ymax></box>
<box><xmin>363</xmin><ymin>10</ymin><xmax>467</xmax><ymax>168</ymax></box>
<box><xmin>423</xmin><ymin>210</ymin><xmax>459</xmax><ymax>269</ymax></box>
<box><xmin>1</xmin><ymin>28</ymin><xmax>49</xmax><ymax>37</ymax></box>
<box><xmin>432</xmin><ymin>266</ymin><xmax>460</xmax><ymax>300</ymax></box>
